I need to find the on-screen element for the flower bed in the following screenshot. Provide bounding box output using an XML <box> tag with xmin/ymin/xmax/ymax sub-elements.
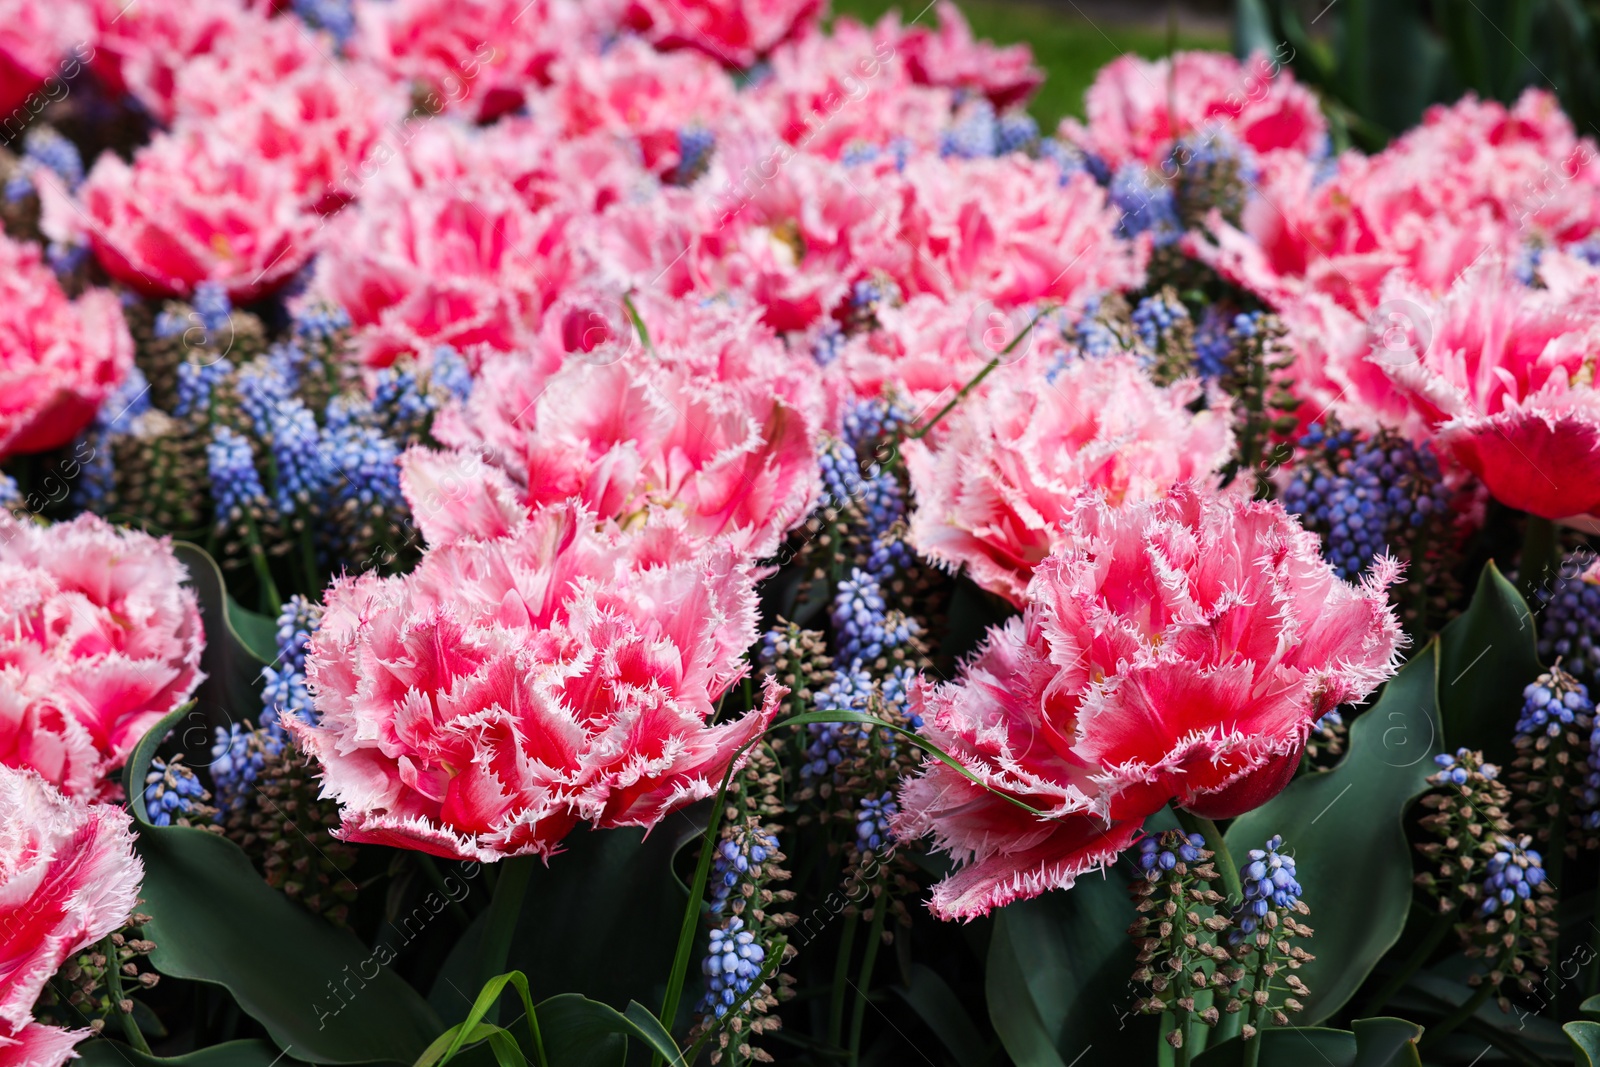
<box><xmin>0</xmin><ymin>2</ymin><xmax>1597</xmax><ymax>1066</ymax></box>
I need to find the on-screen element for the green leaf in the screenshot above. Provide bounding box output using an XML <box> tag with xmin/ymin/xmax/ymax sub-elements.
<box><xmin>1191</xmin><ymin>1027</ymin><xmax>1357</xmax><ymax>1066</ymax></box>
<box><xmin>173</xmin><ymin>542</ymin><xmax>269</xmax><ymax>723</ymax></box>
<box><xmin>1583</xmin><ymin>994</ymin><xmax>1600</xmax><ymax>1021</ymax></box>
<box><xmin>536</xmin><ymin>995</ymin><xmax>683</xmax><ymax>1067</ymax></box>
<box><xmin>227</xmin><ymin>592</ymin><xmax>279</xmax><ymax>664</ymax></box>
<box><xmin>76</xmin><ymin>1040</ymin><xmax>284</xmax><ymax>1066</ymax></box>
<box><xmin>985</xmin><ymin>865</ymin><xmax>1147</xmax><ymax>1065</ymax></box>
<box><xmin>137</xmin><ymin>825</ymin><xmax>440</xmax><ymax>1064</ymax></box>
<box><xmin>1568</xmin><ymin>1021</ymin><xmax>1600</xmax><ymax>1067</ymax></box>
<box><xmin>897</xmin><ymin>963</ymin><xmax>993</xmax><ymax>1067</ymax></box>
<box><xmin>123</xmin><ymin>704</ymin><xmax>195</xmax><ymax>822</ymax></box>
<box><xmin>1437</xmin><ymin>561</ymin><xmax>1541</xmax><ymax>766</ymax></box>
<box><xmin>1350</xmin><ymin>1017</ymin><xmax>1424</xmax><ymax>1067</ymax></box>
<box><xmin>1226</xmin><ymin>643</ymin><xmax>1442</xmax><ymax>1023</ymax></box>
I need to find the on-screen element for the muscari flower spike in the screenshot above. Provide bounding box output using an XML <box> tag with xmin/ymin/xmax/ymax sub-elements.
<box><xmin>261</xmin><ymin>595</ymin><xmax>324</xmax><ymax>731</ymax></box>
<box><xmin>1535</xmin><ymin>555</ymin><xmax>1600</xmax><ymax>690</ymax></box>
<box><xmin>1108</xmin><ymin>162</ymin><xmax>1181</xmax><ymax>247</ymax></box>
<box><xmin>1233</xmin><ymin>834</ymin><xmax>1303</xmax><ymax>942</ymax></box>
<box><xmin>855</xmin><ymin>791</ymin><xmax>898</xmax><ymax>853</ymax></box>
<box><xmin>143</xmin><ymin>755</ymin><xmax>214</xmax><ymax>827</ymax></box>
<box><xmin>1477</xmin><ymin>834</ymin><xmax>1548</xmax><ymax>915</ymax></box>
<box><xmin>1415</xmin><ymin>748</ymin><xmax>1514</xmax><ymax>914</ymax></box>
<box><xmin>1281</xmin><ymin>421</ymin><xmax>1450</xmax><ymax>582</ymax></box>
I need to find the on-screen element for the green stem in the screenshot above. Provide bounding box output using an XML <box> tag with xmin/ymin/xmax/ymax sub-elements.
<box><xmin>1519</xmin><ymin>513</ymin><xmax>1560</xmax><ymax>598</ymax></box>
<box><xmin>478</xmin><ymin>856</ymin><xmax>535</xmax><ymax>1025</ymax></box>
<box><xmin>828</xmin><ymin>912</ymin><xmax>859</xmax><ymax>1051</ymax></box>
<box><xmin>1418</xmin><ymin>982</ymin><xmax>1494</xmax><ymax>1051</ymax></box>
<box><xmin>243</xmin><ymin>517</ymin><xmax>282</xmax><ymax>616</ymax></box>
<box><xmin>1358</xmin><ymin>912</ymin><xmax>1454</xmax><ymax>1017</ymax></box>
<box><xmin>101</xmin><ymin>934</ymin><xmax>152</xmax><ymax>1055</ymax></box>
<box><xmin>1174</xmin><ymin>811</ymin><xmax>1242</xmax><ymax>904</ymax></box>
<box><xmin>415</xmin><ymin>855</ymin><xmax>473</xmax><ymax>928</ymax></box>
<box><xmin>847</xmin><ymin>899</ymin><xmax>888</xmax><ymax>1067</ymax></box>
<box><xmin>909</xmin><ymin>308</ymin><xmax>1048</xmax><ymax>441</ymax></box>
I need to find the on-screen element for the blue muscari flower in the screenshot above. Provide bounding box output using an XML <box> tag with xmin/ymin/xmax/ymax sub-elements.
<box><xmin>143</xmin><ymin>756</ymin><xmax>210</xmax><ymax>826</ymax></box>
<box><xmin>371</xmin><ymin>362</ymin><xmax>434</xmax><ymax>427</ymax></box>
<box><xmin>0</xmin><ymin>472</ymin><xmax>20</xmax><ymax>510</ymax></box>
<box><xmin>1568</xmin><ymin>237</ymin><xmax>1600</xmax><ymax>267</ymax></box>
<box><xmin>1193</xmin><ymin>305</ymin><xmax>1233</xmax><ymax>380</ymax></box>
<box><xmin>812</xmin><ymin>320</ymin><xmax>845</xmax><ymax>365</ymax></box>
<box><xmin>1037</xmin><ymin>137</ymin><xmax>1091</xmax><ymax>183</ymax></box>
<box><xmin>1536</xmin><ymin>558</ymin><xmax>1600</xmax><ymax>689</ymax></box>
<box><xmin>295</xmin><ymin>303</ymin><xmax>353</xmax><ymax>346</ymax></box>
<box><xmin>1131</xmin><ymin>291</ymin><xmax>1188</xmax><ymax>354</ymax></box>
<box><xmin>1514</xmin><ymin>244</ymin><xmax>1544</xmax><ymax>287</ymax></box>
<box><xmin>1108</xmin><ymin>163</ymin><xmax>1180</xmax><ymax>246</ymax></box>
<box><xmin>192</xmin><ymin>282</ymin><xmax>233</xmax><ymax>336</ymax></box>
<box><xmin>292</xmin><ymin>0</ymin><xmax>355</xmax><ymax>46</ymax></box>
<box><xmin>210</xmin><ymin>722</ymin><xmax>286</xmax><ymax>813</ymax></box>
<box><xmin>830</xmin><ymin>568</ymin><xmax>916</xmax><ymax>666</ymax></box>
<box><xmin>670</xmin><ymin>126</ymin><xmax>716</xmax><ymax>184</ymax></box>
<box><xmin>1477</xmin><ymin>834</ymin><xmax>1546</xmax><ymax>915</ymax></box>
<box><xmin>840</xmin><ymin>142</ymin><xmax>880</xmax><ymax>167</ymax></box>
<box><xmin>877</xmin><ymin>664</ymin><xmax>921</xmax><ymax>728</ymax></box>
<box><xmin>939</xmin><ymin>99</ymin><xmax>999</xmax><ymax>160</ymax></box>
<box><xmin>840</xmin><ymin>397</ymin><xmax>909</xmax><ymax>454</ymax></box>
<box><xmin>1231</xmin><ymin>834</ymin><xmax>1301</xmax><ymax>942</ymax></box>
<box><xmin>322</xmin><ymin>421</ymin><xmax>405</xmax><ymax>513</ymax></box>
<box><xmin>261</xmin><ymin>595</ymin><xmax>324</xmax><ymax>729</ymax></box>
<box><xmin>269</xmin><ymin>398</ymin><xmax>330</xmax><ymax>515</ymax></box>
<box><xmin>708</xmin><ymin>824</ymin><xmax>780</xmax><ymax>915</ymax></box>
<box><xmin>3</xmin><ymin>171</ymin><xmax>31</xmax><ymax>202</ymax></box>
<box><xmin>804</xmin><ymin>663</ymin><xmax>873</xmax><ymax>781</ymax></box>
<box><xmin>855</xmin><ymin>792</ymin><xmax>898</xmax><ymax>851</ymax></box>
<box><xmin>1431</xmin><ymin>747</ymin><xmax>1499</xmax><ymax>787</ymax></box>
<box><xmin>207</xmin><ymin>426</ymin><xmax>270</xmax><ymax>525</ymax></box>
<box><xmin>818</xmin><ymin>438</ymin><xmax>865</xmax><ymax>511</ymax></box>
<box><xmin>97</xmin><ymin>365</ymin><xmax>152</xmax><ymax>434</ymax></box>
<box><xmin>1516</xmin><ymin>674</ymin><xmax>1592</xmax><ymax>738</ymax></box>
<box><xmin>22</xmin><ymin>126</ymin><xmax>84</xmax><ymax>190</ymax></box>
<box><xmin>699</xmin><ymin>917</ymin><xmax>767</xmax><ymax>1017</ymax></box>
<box><xmin>1313</xmin><ymin>708</ymin><xmax>1343</xmax><ymax>733</ymax></box>
<box><xmin>46</xmin><ymin>241</ymin><xmax>89</xmax><ymax>279</ymax></box>
<box><xmin>431</xmin><ymin>346</ymin><xmax>473</xmax><ymax>401</ymax></box>
<box><xmin>175</xmin><ymin>358</ymin><xmax>234</xmax><ymax>418</ymax></box>
<box><xmin>234</xmin><ymin>360</ymin><xmax>294</xmax><ymax>437</ymax></box>
<box><xmin>1281</xmin><ymin>422</ymin><xmax>1450</xmax><ymax>580</ymax></box>
<box><xmin>1137</xmin><ymin>831</ymin><xmax>1206</xmax><ymax>872</ymax></box>
<box><xmin>995</xmin><ymin>111</ymin><xmax>1040</xmax><ymax>155</ymax></box>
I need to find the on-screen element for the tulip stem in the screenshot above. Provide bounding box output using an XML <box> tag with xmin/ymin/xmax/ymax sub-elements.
<box><xmin>1175</xmin><ymin>811</ymin><xmax>1242</xmax><ymax>904</ymax></box>
<box><xmin>1519</xmin><ymin>514</ymin><xmax>1559</xmax><ymax>599</ymax></box>
<box><xmin>828</xmin><ymin>912</ymin><xmax>859</xmax><ymax>1051</ymax></box>
<box><xmin>478</xmin><ymin>856</ymin><xmax>535</xmax><ymax>1025</ymax></box>
<box><xmin>908</xmin><ymin>307</ymin><xmax>1049</xmax><ymax>440</ymax></box>
<box><xmin>847</xmin><ymin>898</ymin><xmax>887</xmax><ymax>1067</ymax></box>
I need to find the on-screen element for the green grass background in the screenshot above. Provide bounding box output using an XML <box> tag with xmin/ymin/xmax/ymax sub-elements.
<box><xmin>828</xmin><ymin>0</ymin><xmax>1229</xmax><ymax>128</ymax></box>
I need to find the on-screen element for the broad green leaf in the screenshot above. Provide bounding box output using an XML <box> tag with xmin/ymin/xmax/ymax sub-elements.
<box><xmin>1568</xmin><ymin>1020</ymin><xmax>1600</xmax><ymax>1066</ymax></box>
<box><xmin>1584</xmin><ymin>994</ymin><xmax>1600</xmax><ymax>1020</ymax></box>
<box><xmin>985</xmin><ymin>867</ymin><xmax>1147</xmax><ymax>1066</ymax></box>
<box><xmin>76</xmin><ymin>1040</ymin><xmax>283</xmax><ymax>1066</ymax></box>
<box><xmin>897</xmin><ymin>963</ymin><xmax>993</xmax><ymax>1067</ymax></box>
<box><xmin>137</xmin><ymin>825</ymin><xmax>440</xmax><ymax>1064</ymax></box>
<box><xmin>123</xmin><ymin>704</ymin><xmax>194</xmax><ymax>821</ymax></box>
<box><xmin>227</xmin><ymin>593</ymin><xmax>279</xmax><ymax>664</ymax></box>
<box><xmin>1437</xmin><ymin>561</ymin><xmax>1541</xmax><ymax>766</ymax></box>
<box><xmin>984</xmin><ymin>933</ymin><xmax>1068</xmax><ymax>1067</ymax></box>
<box><xmin>537</xmin><ymin>994</ymin><xmax>683</xmax><ymax>1067</ymax></box>
<box><xmin>1227</xmin><ymin>643</ymin><xmax>1442</xmax><ymax>1023</ymax></box>
<box><xmin>172</xmin><ymin>542</ymin><xmax>269</xmax><ymax>724</ymax></box>
<box><xmin>1350</xmin><ymin>1018</ymin><xmax>1424</xmax><ymax>1067</ymax></box>
<box><xmin>1191</xmin><ymin>1027</ymin><xmax>1357</xmax><ymax>1066</ymax></box>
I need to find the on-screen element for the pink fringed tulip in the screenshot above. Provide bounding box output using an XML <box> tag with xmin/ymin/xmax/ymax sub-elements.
<box><xmin>81</xmin><ymin>128</ymin><xmax>319</xmax><ymax>300</ymax></box>
<box><xmin>1381</xmin><ymin>261</ymin><xmax>1600</xmax><ymax>519</ymax></box>
<box><xmin>621</xmin><ymin>0</ymin><xmax>823</xmax><ymax>69</ymax></box>
<box><xmin>896</xmin><ymin>486</ymin><xmax>1403</xmax><ymax>920</ymax></box>
<box><xmin>0</xmin><ymin>513</ymin><xmax>204</xmax><ymax>799</ymax></box>
<box><xmin>1062</xmin><ymin>49</ymin><xmax>1325</xmax><ymax>170</ymax></box>
<box><xmin>290</xmin><ymin>503</ymin><xmax>779</xmax><ymax>862</ymax></box>
<box><xmin>0</xmin><ymin>764</ymin><xmax>142</xmax><ymax>1065</ymax></box>
<box><xmin>905</xmin><ymin>357</ymin><xmax>1234</xmax><ymax>604</ymax></box>
<box><xmin>0</xmin><ymin>233</ymin><xmax>133</xmax><ymax>460</ymax></box>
